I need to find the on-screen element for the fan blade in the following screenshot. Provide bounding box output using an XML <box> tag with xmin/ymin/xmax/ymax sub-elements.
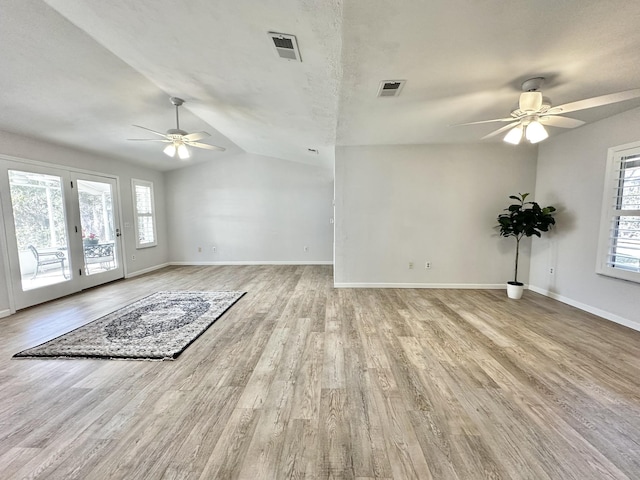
<box><xmin>452</xmin><ymin>117</ymin><xmax>516</xmax><ymax>126</ymax></box>
<box><xmin>481</xmin><ymin>121</ymin><xmax>522</xmax><ymax>140</ymax></box>
<box><xmin>132</xmin><ymin>125</ymin><xmax>169</xmax><ymax>138</ymax></box>
<box><xmin>548</xmin><ymin>89</ymin><xmax>640</xmax><ymax>115</ymax></box>
<box><xmin>127</xmin><ymin>138</ymin><xmax>171</xmax><ymax>142</ymax></box>
<box><xmin>186</xmin><ymin>141</ymin><xmax>226</xmax><ymax>152</ymax></box>
<box><xmin>540</xmin><ymin>116</ymin><xmax>585</xmax><ymax>128</ymax></box>
<box><xmin>183</xmin><ymin>131</ymin><xmax>211</xmax><ymax>142</ymax></box>
<box><xmin>519</xmin><ymin>92</ymin><xmax>543</xmax><ymax>112</ymax></box>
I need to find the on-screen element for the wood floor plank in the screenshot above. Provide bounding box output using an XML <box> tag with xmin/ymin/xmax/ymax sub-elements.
<box><xmin>343</xmin><ymin>295</ymin><xmax>393</xmax><ymax>478</ymax></box>
<box><xmin>290</xmin><ymin>331</ymin><xmax>324</xmax><ymax>421</ymax></box>
<box><xmin>276</xmin><ymin>418</ymin><xmax>313</xmax><ymax>480</ymax></box>
<box><xmin>318</xmin><ymin>388</ymin><xmax>354</xmax><ymax>479</ymax></box>
<box><xmin>197</xmin><ymin>407</ymin><xmax>261</xmax><ymax>480</ymax></box>
<box><xmin>369</xmin><ymin>387</ymin><xmax>433</xmax><ymax>480</ymax></box>
<box><xmin>236</xmin><ymin>406</ymin><xmax>290</xmax><ymax>480</ymax></box>
<box><xmin>0</xmin><ymin>265</ymin><xmax>639</xmax><ymax>479</ymax></box>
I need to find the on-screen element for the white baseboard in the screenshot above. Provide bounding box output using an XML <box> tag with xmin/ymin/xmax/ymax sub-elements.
<box><xmin>170</xmin><ymin>261</ymin><xmax>333</xmax><ymax>266</ymax></box>
<box><xmin>528</xmin><ymin>285</ymin><xmax>640</xmax><ymax>332</ymax></box>
<box><xmin>0</xmin><ymin>309</ymin><xmax>12</xmax><ymax>319</ymax></box>
<box><xmin>126</xmin><ymin>262</ymin><xmax>171</xmax><ymax>279</ymax></box>
<box><xmin>333</xmin><ymin>282</ymin><xmax>506</xmax><ymax>289</ymax></box>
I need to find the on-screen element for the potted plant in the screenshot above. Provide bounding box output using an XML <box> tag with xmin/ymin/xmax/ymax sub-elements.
<box><xmin>83</xmin><ymin>233</ymin><xmax>99</xmax><ymax>245</ymax></box>
<box><xmin>497</xmin><ymin>193</ymin><xmax>556</xmax><ymax>299</ymax></box>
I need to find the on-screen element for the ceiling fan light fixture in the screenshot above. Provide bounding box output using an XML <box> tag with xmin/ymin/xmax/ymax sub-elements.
<box><xmin>163</xmin><ymin>143</ymin><xmax>177</xmax><ymax>157</ymax></box>
<box><xmin>519</xmin><ymin>91</ymin><xmax>543</xmax><ymax>112</ymax></box>
<box><xmin>177</xmin><ymin>143</ymin><xmax>190</xmax><ymax>160</ymax></box>
<box><xmin>525</xmin><ymin>120</ymin><xmax>548</xmax><ymax>143</ymax></box>
<box><xmin>503</xmin><ymin>125</ymin><xmax>524</xmax><ymax>145</ymax></box>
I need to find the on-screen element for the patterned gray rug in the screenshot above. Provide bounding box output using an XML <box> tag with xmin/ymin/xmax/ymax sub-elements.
<box><xmin>14</xmin><ymin>291</ymin><xmax>245</xmax><ymax>360</ymax></box>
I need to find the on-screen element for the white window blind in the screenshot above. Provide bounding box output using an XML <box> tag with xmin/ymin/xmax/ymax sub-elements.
<box><xmin>132</xmin><ymin>179</ymin><xmax>157</xmax><ymax>248</ymax></box>
<box><xmin>597</xmin><ymin>143</ymin><xmax>640</xmax><ymax>282</ymax></box>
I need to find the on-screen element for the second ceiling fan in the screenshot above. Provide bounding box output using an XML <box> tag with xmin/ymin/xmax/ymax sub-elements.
<box><xmin>457</xmin><ymin>77</ymin><xmax>640</xmax><ymax>144</ymax></box>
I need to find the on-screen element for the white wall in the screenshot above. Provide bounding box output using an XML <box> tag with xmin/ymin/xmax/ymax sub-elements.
<box><xmin>0</xmin><ymin>130</ymin><xmax>169</xmax><ymax>315</ymax></box>
<box><xmin>530</xmin><ymin>106</ymin><xmax>640</xmax><ymax>329</ymax></box>
<box><xmin>335</xmin><ymin>143</ymin><xmax>538</xmax><ymax>286</ymax></box>
<box><xmin>165</xmin><ymin>152</ymin><xmax>334</xmax><ymax>264</ymax></box>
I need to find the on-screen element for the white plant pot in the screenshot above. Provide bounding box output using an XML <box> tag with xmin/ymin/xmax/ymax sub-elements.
<box><xmin>506</xmin><ymin>282</ymin><xmax>524</xmax><ymax>300</ymax></box>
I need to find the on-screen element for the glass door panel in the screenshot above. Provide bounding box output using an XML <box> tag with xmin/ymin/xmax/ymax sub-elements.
<box><xmin>73</xmin><ymin>174</ymin><xmax>123</xmax><ymax>288</ymax></box>
<box><xmin>77</xmin><ymin>179</ymin><xmax>118</xmax><ymax>276</ymax></box>
<box><xmin>8</xmin><ymin>170</ymin><xmax>71</xmax><ymax>291</ymax></box>
<box><xmin>1</xmin><ymin>161</ymin><xmax>80</xmax><ymax>310</ymax></box>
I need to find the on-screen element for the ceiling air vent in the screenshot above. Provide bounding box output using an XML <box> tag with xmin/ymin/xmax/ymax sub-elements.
<box><xmin>377</xmin><ymin>80</ymin><xmax>406</xmax><ymax>97</ymax></box>
<box><xmin>268</xmin><ymin>32</ymin><xmax>302</xmax><ymax>62</ymax></box>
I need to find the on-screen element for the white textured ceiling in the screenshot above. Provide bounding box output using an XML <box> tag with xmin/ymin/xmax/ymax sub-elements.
<box><xmin>338</xmin><ymin>0</ymin><xmax>640</xmax><ymax>145</ymax></box>
<box><xmin>1</xmin><ymin>1</ymin><xmax>640</xmax><ymax>172</ymax></box>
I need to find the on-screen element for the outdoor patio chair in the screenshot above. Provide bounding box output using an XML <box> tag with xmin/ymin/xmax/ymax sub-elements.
<box><xmin>28</xmin><ymin>245</ymin><xmax>68</xmax><ymax>279</ymax></box>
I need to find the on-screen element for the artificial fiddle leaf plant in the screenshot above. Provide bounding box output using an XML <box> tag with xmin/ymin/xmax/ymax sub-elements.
<box><xmin>497</xmin><ymin>193</ymin><xmax>556</xmax><ymax>285</ymax></box>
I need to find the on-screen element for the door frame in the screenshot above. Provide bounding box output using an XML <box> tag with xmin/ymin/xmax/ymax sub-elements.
<box><xmin>0</xmin><ymin>189</ymin><xmax>16</xmax><ymax>316</ymax></box>
<box><xmin>0</xmin><ymin>154</ymin><xmax>126</xmax><ymax>312</ymax></box>
<box><xmin>72</xmin><ymin>172</ymin><xmax>125</xmax><ymax>289</ymax></box>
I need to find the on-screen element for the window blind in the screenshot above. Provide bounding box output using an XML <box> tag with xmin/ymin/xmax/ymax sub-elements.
<box><xmin>605</xmin><ymin>152</ymin><xmax>640</xmax><ymax>273</ymax></box>
<box><xmin>132</xmin><ymin>179</ymin><xmax>157</xmax><ymax>248</ymax></box>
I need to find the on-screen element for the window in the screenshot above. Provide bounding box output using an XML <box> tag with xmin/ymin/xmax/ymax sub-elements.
<box><xmin>132</xmin><ymin>179</ymin><xmax>157</xmax><ymax>248</ymax></box>
<box><xmin>597</xmin><ymin>142</ymin><xmax>640</xmax><ymax>282</ymax></box>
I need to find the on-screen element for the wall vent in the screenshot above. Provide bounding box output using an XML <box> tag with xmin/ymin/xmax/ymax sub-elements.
<box><xmin>377</xmin><ymin>80</ymin><xmax>406</xmax><ymax>97</ymax></box>
<box><xmin>268</xmin><ymin>32</ymin><xmax>302</xmax><ymax>62</ymax></box>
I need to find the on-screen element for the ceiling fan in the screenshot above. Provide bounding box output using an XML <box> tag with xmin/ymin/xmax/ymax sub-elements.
<box><xmin>456</xmin><ymin>77</ymin><xmax>640</xmax><ymax>145</ymax></box>
<box><xmin>129</xmin><ymin>97</ymin><xmax>225</xmax><ymax>159</ymax></box>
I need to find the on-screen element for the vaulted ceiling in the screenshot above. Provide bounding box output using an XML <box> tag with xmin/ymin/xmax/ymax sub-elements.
<box><xmin>2</xmin><ymin>0</ymin><xmax>640</xmax><ymax>172</ymax></box>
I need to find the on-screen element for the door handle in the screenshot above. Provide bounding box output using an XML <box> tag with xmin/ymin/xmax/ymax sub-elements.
<box><xmin>116</xmin><ymin>228</ymin><xmax>121</xmax><ymax>237</ymax></box>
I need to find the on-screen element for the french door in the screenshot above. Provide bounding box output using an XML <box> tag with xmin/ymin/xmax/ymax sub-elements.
<box><xmin>0</xmin><ymin>159</ymin><xmax>124</xmax><ymax>310</ymax></box>
<box><xmin>74</xmin><ymin>174</ymin><xmax>123</xmax><ymax>289</ymax></box>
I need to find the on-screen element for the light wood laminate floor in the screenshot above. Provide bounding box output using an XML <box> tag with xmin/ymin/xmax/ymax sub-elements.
<box><xmin>1</xmin><ymin>265</ymin><xmax>639</xmax><ymax>479</ymax></box>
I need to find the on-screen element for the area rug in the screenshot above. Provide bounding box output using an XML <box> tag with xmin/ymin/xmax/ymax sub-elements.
<box><xmin>14</xmin><ymin>291</ymin><xmax>245</xmax><ymax>360</ymax></box>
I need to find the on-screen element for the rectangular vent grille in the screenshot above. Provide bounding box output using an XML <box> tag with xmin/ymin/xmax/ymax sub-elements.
<box><xmin>268</xmin><ymin>32</ymin><xmax>302</xmax><ymax>62</ymax></box>
<box><xmin>273</xmin><ymin>37</ymin><xmax>293</xmax><ymax>49</ymax></box>
<box><xmin>377</xmin><ymin>80</ymin><xmax>406</xmax><ymax>97</ymax></box>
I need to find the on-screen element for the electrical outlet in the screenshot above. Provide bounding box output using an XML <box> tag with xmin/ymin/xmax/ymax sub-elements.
<box><xmin>549</xmin><ymin>267</ymin><xmax>554</xmax><ymax>275</ymax></box>
<box><xmin>408</xmin><ymin>262</ymin><xmax>414</xmax><ymax>269</ymax></box>
<box><xmin>304</xmin><ymin>246</ymin><xmax>309</xmax><ymax>252</ymax></box>
<box><xmin>425</xmin><ymin>261</ymin><xmax>432</xmax><ymax>269</ymax></box>
<box><xmin>198</xmin><ymin>246</ymin><xmax>202</xmax><ymax>253</ymax></box>
<box><xmin>131</xmin><ymin>254</ymin><xmax>136</xmax><ymax>261</ymax></box>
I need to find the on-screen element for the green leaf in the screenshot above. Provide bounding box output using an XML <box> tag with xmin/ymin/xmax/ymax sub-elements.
<box><xmin>496</xmin><ymin>194</ymin><xmax>556</xmax><ymax>242</ymax></box>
